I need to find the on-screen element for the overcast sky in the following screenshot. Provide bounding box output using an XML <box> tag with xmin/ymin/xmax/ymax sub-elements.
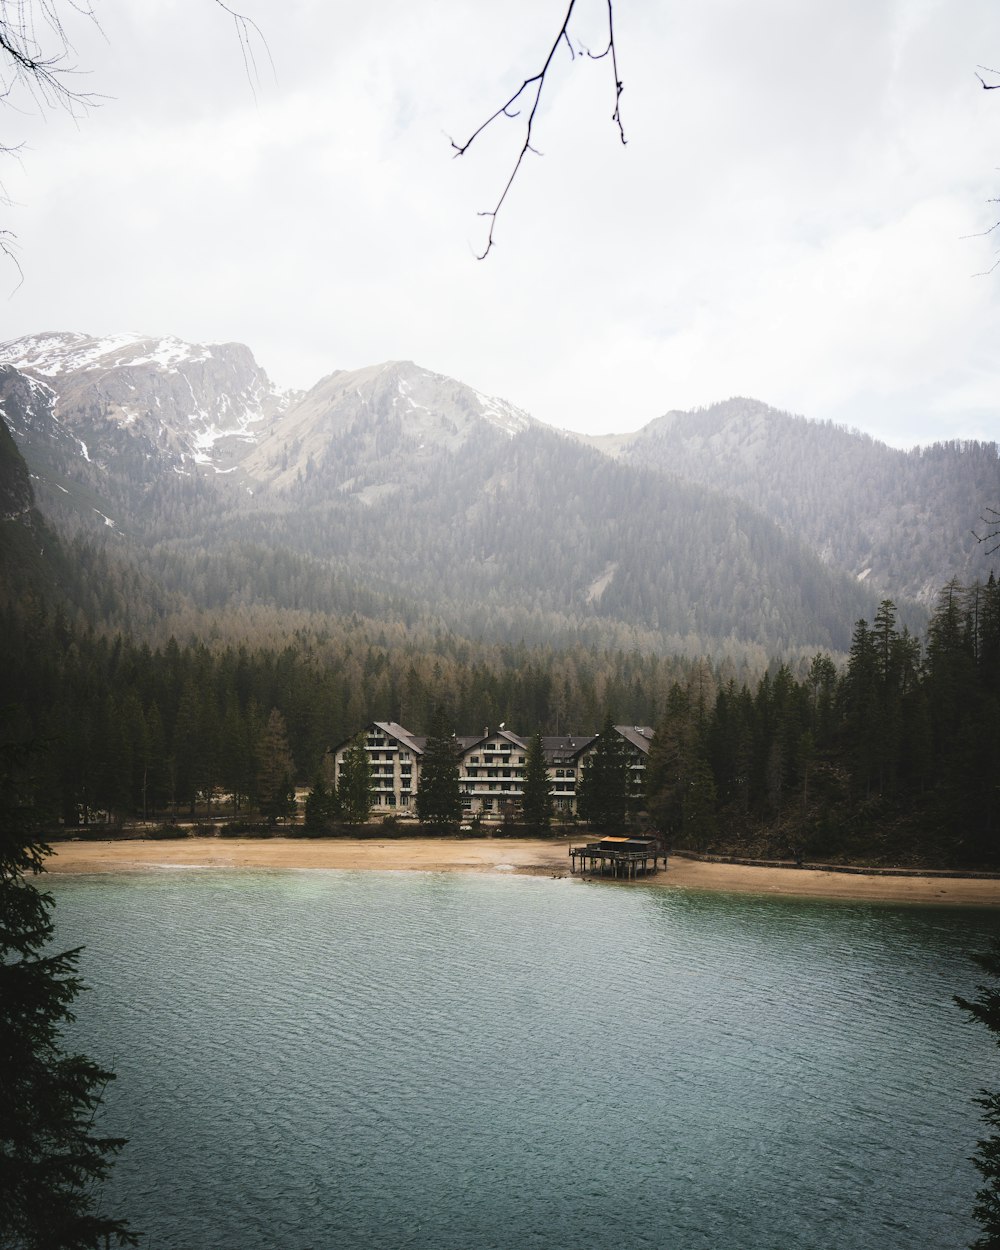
<box><xmin>3</xmin><ymin>0</ymin><xmax>1000</xmax><ymax>446</ymax></box>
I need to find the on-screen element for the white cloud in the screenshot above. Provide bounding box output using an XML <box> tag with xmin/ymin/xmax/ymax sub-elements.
<box><xmin>3</xmin><ymin>0</ymin><xmax>1000</xmax><ymax>450</ymax></box>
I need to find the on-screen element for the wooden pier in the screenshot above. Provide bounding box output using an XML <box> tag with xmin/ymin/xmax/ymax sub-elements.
<box><xmin>569</xmin><ymin>836</ymin><xmax>663</xmax><ymax>880</ymax></box>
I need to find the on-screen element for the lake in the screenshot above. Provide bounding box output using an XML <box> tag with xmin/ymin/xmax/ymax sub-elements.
<box><xmin>50</xmin><ymin>869</ymin><xmax>1000</xmax><ymax>1250</ymax></box>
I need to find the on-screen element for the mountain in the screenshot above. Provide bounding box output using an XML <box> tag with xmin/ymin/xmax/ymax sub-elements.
<box><xmin>4</xmin><ymin>332</ymin><xmax>980</xmax><ymax>657</ymax></box>
<box><xmin>241</xmin><ymin>359</ymin><xmax>536</xmax><ymax>493</ymax></box>
<box><xmin>0</xmin><ymin>413</ymin><xmax>75</xmax><ymax>613</ymax></box>
<box><xmin>0</xmin><ymin>330</ymin><xmax>288</xmax><ymax>480</ymax></box>
<box><xmin>0</xmin><ymin>405</ymin><xmax>34</xmax><ymax>524</ymax></box>
<box><xmin>584</xmin><ymin>397</ymin><xmax>1000</xmax><ymax>607</ymax></box>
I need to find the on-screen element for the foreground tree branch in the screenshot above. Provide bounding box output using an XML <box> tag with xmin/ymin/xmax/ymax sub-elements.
<box><xmin>450</xmin><ymin>0</ymin><xmax>626</xmax><ymax>259</ymax></box>
<box><xmin>0</xmin><ymin>0</ymin><xmax>101</xmax><ymax>123</ymax></box>
<box><xmin>212</xmin><ymin>0</ymin><xmax>274</xmax><ymax>104</ymax></box>
<box><xmin>972</xmin><ymin>66</ymin><xmax>1000</xmax><ymax>272</ymax></box>
<box><xmin>973</xmin><ymin>506</ymin><xmax>1000</xmax><ymax>554</ymax></box>
<box><xmin>1</xmin><ymin>0</ymin><xmax>270</xmax><ymax>285</ymax></box>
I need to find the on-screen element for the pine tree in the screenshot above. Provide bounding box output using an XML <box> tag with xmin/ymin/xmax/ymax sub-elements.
<box><xmin>0</xmin><ymin>738</ymin><xmax>137</xmax><ymax>1249</ymax></box>
<box><xmin>956</xmin><ymin>945</ymin><xmax>1000</xmax><ymax>1249</ymax></box>
<box><xmin>577</xmin><ymin>712</ymin><xmax>628</xmax><ymax>831</ymax></box>
<box><xmin>304</xmin><ymin>774</ymin><xmax>341</xmax><ymax>832</ymax></box>
<box><xmin>841</xmin><ymin>619</ymin><xmax>880</xmax><ymax>799</ymax></box>
<box><xmin>647</xmin><ymin>685</ymin><xmax>694</xmax><ymax>835</ymax></box>
<box><xmin>520</xmin><ymin>731</ymin><xmax>552</xmax><ymax>834</ymax></box>
<box><xmin>256</xmin><ymin>708</ymin><xmax>296</xmax><ymax>825</ymax></box>
<box><xmin>416</xmin><ymin>705</ymin><xmax>461</xmax><ymax>833</ymax></box>
<box><xmin>337</xmin><ymin>734</ymin><xmax>373</xmax><ymax>825</ymax></box>
<box><xmin>682</xmin><ymin>752</ymin><xmax>718</xmax><ymax>850</ymax></box>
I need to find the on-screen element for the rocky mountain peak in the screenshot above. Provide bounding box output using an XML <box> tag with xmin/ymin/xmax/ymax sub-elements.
<box><xmin>0</xmin><ymin>331</ymin><xmax>288</xmax><ymax>474</ymax></box>
<box><xmin>239</xmin><ymin>359</ymin><xmax>535</xmax><ymax>490</ymax></box>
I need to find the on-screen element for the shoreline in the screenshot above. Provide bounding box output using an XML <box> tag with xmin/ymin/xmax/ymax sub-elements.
<box><xmin>45</xmin><ymin>837</ymin><xmax>1000</xmax><ymax>906</ymax></box>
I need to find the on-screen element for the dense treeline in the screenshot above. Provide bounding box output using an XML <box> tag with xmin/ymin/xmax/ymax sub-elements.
<box><xmin>0</xmin><ymin>597</ymin><xmax>713</xmax><ymax>824</ymax></box>
<box><xmin>646</xmin><ymin>580</ymin><xmax>1000</xmax><ymax>868</ymax></box>
<box><xmin>1</xmin><ymin>576</ymin><xmax>996</xmax><ymax>866</ymax></box>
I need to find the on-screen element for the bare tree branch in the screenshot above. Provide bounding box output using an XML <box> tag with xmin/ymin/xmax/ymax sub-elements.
<box><xmin>1</xmin><ymin>1</ymin><xmax>272</xmax><ymax>288</ymax></box>
<box><xmin>212</xmin><ymin>0</ymin><xmax>275</xmax><ymax>104</ymax></box>
<box><xmin>0</xmin><ymin>0</ymin><xmax>102</xmax><ymax>123</ymax></box>
<box><xmin>0</xmin><ymin>225</ymin><xmax>22</xmax><ymax>288</ymax></box>
<box><xmin>450</xmin><ymin>0</ymin><xmax>626</xmax><ymax>259</ymax></box>
<box><xmin>973</xmin><ymin>506</ymin><xmax>1000</xmax><ymax>554</ymax></box>
<box><xmin>970</xmin><ymin>70</ymin><xmax>1000</xmax><ymax>272</ymax></box>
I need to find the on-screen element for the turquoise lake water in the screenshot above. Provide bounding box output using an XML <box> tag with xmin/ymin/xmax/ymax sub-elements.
<box><xmin>49</xmin><ymin>869</ymin><xmax>1000</xmax><ymax>1250</ymax></box>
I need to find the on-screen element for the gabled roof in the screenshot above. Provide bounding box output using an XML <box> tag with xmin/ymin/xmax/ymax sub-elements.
<box><xmin>541</xmin><ymin>735</ymin><xmax>598</xmax><ymax>764</ymax></box>
<box><xmin>332</xmin><ymin>721</ymin><xmax>425</xmax><ymax>757</ymax></box>
<box><xmin>456</xmin><ymin>728</ymin><xmax>528</xmax><ymax>759</ymax></box>
<box><xmin>373</xmin><ymin>721</ymin><xmax>425</xmax><ymax>754</ymax></box>
<box><xmin>455</xmin><ymin>735</ymin><xmax>487</xmax><ymax>755</ymax></box>
<box><xmin>615</xmin><ymin>725</ymin><xmax>655</xmax><ymax>755</ymax></box>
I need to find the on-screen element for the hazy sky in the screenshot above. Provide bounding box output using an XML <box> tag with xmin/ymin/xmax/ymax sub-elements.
<box><xmin>4</xmin><ymin>0</ymin><xmax>1000</xmax><ymax>446</ymax></box>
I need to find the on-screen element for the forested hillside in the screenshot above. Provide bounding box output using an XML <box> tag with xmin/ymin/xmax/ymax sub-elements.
<box><xmin>605</xmin><ymin>397</ymin><xmax>999</xmax><ymax>606</ymax></box>
<box><xmin>1</xmin><ymin>395</ymin><xmax>1000</xmax><ymax>865</ymax></box>
<box><xmin>646</xmin><ymin>585</ymin><xmax>999</xmax><ymax>869</ymax></box>
<box><xmin>1</xmin><ymin>575</ymin><xmax>995</xmax><ymax>869</ymax></box>
<box><xmin>0</xmin><ymin>342</ymin><xmax>901</xmax><ymax>657</ymax></box>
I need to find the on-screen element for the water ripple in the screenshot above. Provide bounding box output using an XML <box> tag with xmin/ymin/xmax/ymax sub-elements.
<box><xmin>50</xmin><ymin>869</ymin><xmax>1000</xmax><ymax>1250</ymax></box>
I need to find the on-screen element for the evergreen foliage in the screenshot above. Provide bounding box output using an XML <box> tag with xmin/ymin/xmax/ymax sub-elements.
<box><xmin>256</xmin><ymin>709</ymin><xmax>296</xmax><ymax>824</ymax></box>
<box><xmin>621</xmin><ymin>397</ymin><xmax>1000</xmax><ymax>609</ymax></box>
<box><xmin>520</xmin><ymin>732</ymin><xmax>552</xmax><ymax>834</ymax></box>
<box><xmin>0</xmin><ymin>738</ymin><xmax>136</xmax><ymax>1249</ymax></box>
<box><xmin>303</xmin><ymin>774</ymin><xmax>341</xmax><ymax>832</ymax></box>
<box><xmin>956</xmin><ymin>946</ymin><xmax>1000</xmax><ymax>1250</ymax></box>
<box><xmin>0</xmin><ymin>572</ymin><xmax>996</xmax><ymax>867</ymax></box>
<box><xmin>577</xmin><ymin>712</ymin><xmax>629</xmax><ymax>831</ymax></box>
<box><xmin>337</xmin><ymin>735</ymin><xmax>373</xmax><ymax>825</ymax></box>
<box><xmin>415</xmin><ymin>706</ymin><xmax>461</xmax><ymax>833</ymax></box>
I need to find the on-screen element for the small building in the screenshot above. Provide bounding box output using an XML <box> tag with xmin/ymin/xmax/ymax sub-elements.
<box><xmin>332</xmin><ymin>721</ymin><xmax>424</xmax><ymax>814</ymax></box>
<box><xmin>569</xmin><ymin>835</ymin><xmax>663</xmax><ymax>879</ymax></box>
<box><xmin>331</xmin><ymin>721</ymin><xmax>656</xmax><ymax>822</ymax></box>
<box><xmin>541</xmin><ymin>735</ymin><xmax>598</xmax><ymax>817</ymax></box>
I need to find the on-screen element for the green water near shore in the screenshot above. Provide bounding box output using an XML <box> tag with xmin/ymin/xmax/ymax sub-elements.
<box><xmin>51</xmin><ymin>870</ymin><xmax>1000</xmax><ymax>1249</ymax></box>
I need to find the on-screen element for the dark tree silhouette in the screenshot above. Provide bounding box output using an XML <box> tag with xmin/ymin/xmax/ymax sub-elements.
<box><xmin>0</xmin><ymin>0</ymin><xmax>267</xmax><ymax>277</ymax></box>
<box><xmin>0</xmin><ymin>737</ymin><xmax>137</xmax><ymax>1248</ymax></box>
<box><xmin>956</xmin><ymin>945</ymin><xmax>1000</xmax><ymax>1249</ymax></box>
<box><xmin>337</xmin><ymin>733</ymin><xmax>373</xmax><ymax>825</ymax></box>
<box><xmin>520</xmin><ymin>731</ymin><xmax>553</xmax><ymax>834</ymax></box>
<box><xmin>416</xmin><ymin>704</ymin><xmax>461</xmax><ymax>833</ymax></box>
<box><xmin>577</xmin><ymin>712</ymin><xmax>628</xmax><ymax>831</ymax></box>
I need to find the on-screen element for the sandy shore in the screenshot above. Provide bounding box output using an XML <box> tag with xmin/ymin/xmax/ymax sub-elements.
<box><xmin>45</xmin><ymin>837</ymin><xmax>1000</xmax><ymax>906</ymax></box>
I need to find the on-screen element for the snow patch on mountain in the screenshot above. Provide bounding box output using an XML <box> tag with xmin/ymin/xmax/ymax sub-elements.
<box><xmin>0</xmin><ymin>331</ymin><xmax>286</xmax><ymax>474</ymax></box>
<box><xmin>0</xmin><ymin>331</ymin><xmax>214</xmax><ymax>376</ymax></box>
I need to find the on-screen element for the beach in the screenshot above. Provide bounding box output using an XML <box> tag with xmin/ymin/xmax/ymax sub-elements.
<box><xmin>44</xmin><ymin>836</ymin><xmax>1000</xmax><ymax>905</ymax></box>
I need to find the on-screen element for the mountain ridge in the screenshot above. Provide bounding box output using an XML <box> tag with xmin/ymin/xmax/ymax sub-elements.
<box><xmin>2</xmin><ymin>330</ymin><xmax>994</xmax><ymax>656</ymax></box>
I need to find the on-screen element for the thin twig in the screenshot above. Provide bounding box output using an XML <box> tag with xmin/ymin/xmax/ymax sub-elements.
<box><xmin>584</xmin><ymin>0</ymin><xmax>626</xmax><ymax>145</ymax></box>
<box><xmin>972</xmin><ymin>507</ymin><xmax>1000</xmax><ymax>554</ymax></box>
<box><xmin>212</xmin><ymin>0</ymin><xmax>276</xmax><ymax>102</ymax></box>
<box><xmin>450</xmin><ymin>0</ymin><xmax>625</xmax><ymax>259</ymax></box>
